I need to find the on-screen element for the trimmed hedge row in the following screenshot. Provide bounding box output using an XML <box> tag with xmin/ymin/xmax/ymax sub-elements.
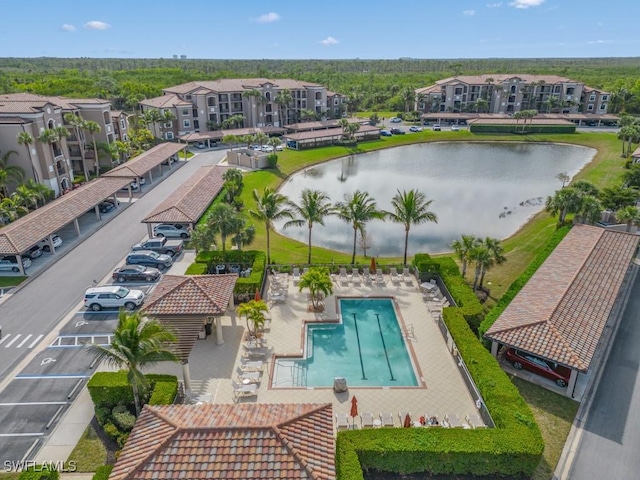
<box><xmin>478</xmin><ymin>225</ymin><xmax>571</xmax><ymax>337</ymax></box>
<box><xmin>148</xmin><ymin>374</ymin><xmax>180</xmax><ymax>405</ymax></box>
<box><xmin>87</xmin><ymin>371</ymin><xmax>179</xmax><ymax>408</ymax></box>
<box><xmin>469</xmin><ymin>124</ymin><xmax>577</xmax><ymax>134</ymax></box>
<box><xmin>18</xmin><ymin>467</ymin><xmax>60</xmax><ymax>480</ymax></box>
<box><xmin>335</xmin><ymin>254</ymin><xmax>543</xmax><ymax>478</ymax></box>
<box><xmin>92</xmin><ymin>465</ymin><xmax>114</xmax><ymax>480</ymax></box>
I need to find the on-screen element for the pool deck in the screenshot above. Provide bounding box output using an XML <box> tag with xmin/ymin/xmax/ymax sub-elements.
<box><xmin>145</xmin><ymin>271</ymin><xmax>480</xmax><ymax>430</ymax></box>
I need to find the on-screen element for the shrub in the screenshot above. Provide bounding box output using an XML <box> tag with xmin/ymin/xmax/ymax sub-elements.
<box><xmin>148</xmin><ymin>375</ymin><xmax>179</xmax><ymax>405</ymax></box>
<box><xmin>117</xmin><ymin>433</ymin><xmax>130</xmax><ymax>448</ymax></box>
<box><xmin>18</xmin><ymin>467</ymin><xmax>60</xmax><ymax>480</ymax></box>
<box><xmin>266</xmin><ymin>153</ymin><xmax>278</xmax><ymax>168</ymax></box>
<box><xmin>87</xmin><ymin>371</ymin><xmax>134</xmax><ymax>410</ymax></box>
<box><xmin>113</xmin><ymin>409</ymin><xmax>137</xmax><ymax>432</ymax></box>
<box><xmin>95</xmin><ymin>405</ymin><xmax>111</xmax><ymax>425</ymax></box>
<box><xmin>102</xmin><ymin>423</ymin><xmax>120</xmax><ymax>442</ymax></box>
<box><xmin>92</xmin><ymin>465</ymin><xmax>114</xmax><ymax>480</ymax></box>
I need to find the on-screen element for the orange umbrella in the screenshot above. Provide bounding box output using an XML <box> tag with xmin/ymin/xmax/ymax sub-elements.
<box><xmin>403</xmin><ymin>412</ymin><xmax>412</xmax><ymax>428</ymax></box>
<box><xmin>370</xmin><ymin>257</ymin><xmax>376</xmax><ymax>272</ymax></box>
<box><xmin>254</xmin><ymin>289</ymin><xmax>261</xmax><ymax>301</ymax></box>
<box><xmin>350</xmin><ymin>396</ymin><xmax>358</xmax><ymax>427</ymax></box>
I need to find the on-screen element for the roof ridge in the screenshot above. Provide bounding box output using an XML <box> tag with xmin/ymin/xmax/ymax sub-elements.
<box><xmin>142</xmin><ymin>276</ymin><xmax>190</xmax><ymax>311</ymax></box>
<box><xmin>272</xmin><ymin>426</ymin><xmax>321</xmax><ymax>480</ymax></box>
<box><xmin>545</xmin><ymin>322</ymin><xmax>587</xmax><ymax>370</ymax></box>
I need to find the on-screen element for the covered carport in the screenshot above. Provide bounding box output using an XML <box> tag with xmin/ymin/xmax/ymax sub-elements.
<box><xmin>0</xmin><ymin>177</ymin><xmax>131</xmax><ymax>274</ymax></box>
<box><xmin>102</xmin><ymin>142</ymin><xmax>186</xmax><ymax>196</ymax></box>
<box><xmin>140</xmin><ymin>165</ymin><xmax>228</xmax><ymax>238</ymax></box>
<box><xmin>141</xmin><ymin>274</ymin><xmax>238</xmax><ymax>394</ymax></box>
<box><xmin>484</xmin><ymin>225</ymin><xmax>639</xmax><ymax>398</ymax></box>
<box><xmin>282</xmin><ymin>124</ymin><xmax>381</xmax><ymax>150</ymax></box>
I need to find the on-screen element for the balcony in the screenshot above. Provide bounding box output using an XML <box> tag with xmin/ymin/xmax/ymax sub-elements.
<box><xmin>53</xmin><ymin>148</ymin><xmax>64</xmax><ymax>159</ymax></box>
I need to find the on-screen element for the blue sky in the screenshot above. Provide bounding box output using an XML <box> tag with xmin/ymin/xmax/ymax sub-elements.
<box><xmin>2</xmin><ymin>0</ymin><xmax>638</xmax><ymax>59</ymax></box>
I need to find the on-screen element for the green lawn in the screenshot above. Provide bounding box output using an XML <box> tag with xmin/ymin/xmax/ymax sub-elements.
<box><xmin>66</xmin><ymin>424</ymin><xmax>108</xmax><ymax>472</ymax></box>
<box><xmin>0</xmin><ymin>276</ymin><xmax>27</xmax><ymax>288</ymax></box>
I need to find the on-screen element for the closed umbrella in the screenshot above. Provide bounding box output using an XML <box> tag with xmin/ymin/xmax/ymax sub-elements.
<box><xmin>255</xmin><ymin>289</ymin><xmax>261</xmax><ymax>301</ymax></box>
<box><xmin>370</xmin><ymin>257</ymin><xmax>376</xmax><ymax>273</ymax></box>
<box><xmin>350</xmin><ymin>396</ymin><xmax>358</xmax><ymax>428</ymax></box>
<box><xmin>403</xmin><ymin>412</ymin><xmax>411</xmax><ymax>428</ymax></box>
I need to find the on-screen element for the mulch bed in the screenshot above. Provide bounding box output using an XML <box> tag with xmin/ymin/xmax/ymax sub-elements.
<box><xmin>90</xmin><ymin>416</ymin><xmax>119</xmax><ymax>465</ymax></box>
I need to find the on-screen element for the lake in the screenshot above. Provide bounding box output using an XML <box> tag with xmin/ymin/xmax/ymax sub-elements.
<box><xmin>274</xmin><ymin>142</ymin><xmax>595</xmax><ymax>255</ymax></box>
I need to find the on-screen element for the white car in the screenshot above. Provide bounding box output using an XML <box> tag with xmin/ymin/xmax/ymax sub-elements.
<box><xmin>153</xmin><ymin>224</ymin><xmax>191</xmax><ymax>239</ymax></box>
<box><xmin>38</xmin><ymin>235</ymin><xmax>63</xmax><ymax>252</ymax></box>
<box><xmin>260</xmin><ymin>145</ymin><xmax>274</xmax><ymax>153</ymax></box>
<box><xmin>390</xmin><ymin>117</ymin><xmax>402</xmax><ymax>123</ymax></box>
<box><xmin>451</xmin><ymin>125</ymin><xmax>461</xmax><ymax>131</ymax></box>
<box><xmin>0</xmin><ymin>256</ymin><xmax>31</xmax><ymax>272</ymax></box>
<box><xmin>84</xmin><ymin>285</ymin><xmax>145</xmax><ymax>311</ymax></box>
<box><xmin>275</xmin><ymin>144</ymin><xmax>284</xmax><ymax>151</ymax></box>
<box><xmin>409</xmin><ymin>126</ymin><xmax>423</xmax><ymax>132</ymax></box>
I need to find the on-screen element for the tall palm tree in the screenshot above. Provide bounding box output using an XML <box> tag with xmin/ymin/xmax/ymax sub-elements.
<box><xmin>17</xmin><ymin>131</ymin><xmax>39</xmax><ymax>183</ymax></box>
<box><xmin>142</xmin><ymin>110</ymin><xmax>162</xmax><ymax>138</ymax></box>
<box><xmin>385</xmin><ymin>189</ymin><xmax>438</xmax><ymax>265</ymax></box>
<box><xmin>11</xmin><ymin>185</ymin><xmax>39</xmax><ymax>210</ymax></box>
<box><xmin>545</xmin><ymin>187</ymin><xmax>581</xmax><ymax>224</ymax></box>
<box><xmin>335</xmin><ymin>190</ymin><xmax>386</xmax><ymax>264</ymax></box>
<box><xmin>0</xmin><ymin>150</ymin><xmax>24</xmax><ymax>197</ymax></box>
<box><xmin>88</xmin><ymin>311</ymin><xmax>178</xmax><ymax>416</ymax></box>
<box><xmin>284</xmin><ymin>189</ymin><xmax>335</xmax><ymax>264</ymax></box>
<box><xmin>38</xmin><ymin>128</ymin><xmax>63</xmax><ymax>189</ymax></box>
<box><xmin>244</xmin><ymin>88</ymin><xmax>264</xmax><ymax>126</ymax></box>
<box><xmin>469</xmin><ymin>244</ymin><xmax>492</xmax><ymax>291</ymax></box>
<box><xmin>63</xmin><ymin>113</ymin><xmax>89</xmax><ymax>181</ymax></box>
<box><xmin>297</xmin><ymin>267</ymin><xmax>333</xmax><ymax>311</ymax></box>
<box><xmin>274</xmin><ymin>89</ymin><xmax>293</xmax><ymax>126</ymax></box>
<box><xmin>206</xmin><ymin>203</ymin><xmax>244</xmax><ymax>251</ymax></box>
<box><xmin>249</xmin><ymin>187</ymin><xmax>294</xmax><ymax>264</ymax></box>
<box><xmin>222</xmin><ymin>168</ymin><xmax>244</xmax><ymax>201</ymax></box>
<box><xmin>237</xmin><ymin>299</ymin><xmax>269</xmax><ymax>337</ymax></box>
<box><xmin>575</xmin><ymin>195</ymin><xmax>603</xmax><ymax>224</ymax></box>
<box><xmin>450</xmin><ymin>234</ymin><xmax>479</xmax><ymax>278</ymax></box>
<box><xmin>189</xmin><ymin>223</ymin><xmax>216</xmax><ymax>254</ymax></box>
<box><xmin>615</xmin><ymin>205</ymin><xmax>640</xmax><ymax>232</ymax></box>
<box><xmin>83</xmin><ymin>121</ymin><xmax>101</xmax><ymax>176</ymax></box>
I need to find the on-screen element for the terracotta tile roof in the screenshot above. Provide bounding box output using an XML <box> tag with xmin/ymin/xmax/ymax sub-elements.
<box><xmin>0</xmin><ymin>117</ymin><xmax>31</xmax><ymax>124</ymax></box>
<box><xmin>631</xmin><ymin>146</ymin><xmax>640</xmax><ymax>158</ymax></box>
<box><xmin>162</xmin><ymin>78</ymin><xmax>324</xmax><ymax>95</ymax></box>
<box><xmin>0</xmin><ymin>177</ymin><xmax>131</xmax><ymax>255</ymax></box>
<box><xmin>284</xmin><ymin>124</ymin><xmax>380</xmax><ymax>141</ymax></box>
<box><xmin>139</xmin><ymin>93</ymin><xmax>192</xmax><ymax>108</ymax></box>
<box><xmin>142</xmin><ymin>274</ymin><xmax>237</xmax><ymax>317</ymax></box>
<box><xmin>142</xmin><ymin>166</ymin><xmax>228</xmax><ymax>224</ymax></box>
<box><xmin>109</xmin><ymin>403</ymin><xmax>335</xmax><ymax>480</ymax></box>
<box><xmin>179</xmin><ymin>131</ymin><xmax>224</xmax><ymax>141</ymax></box>
<box><xmin>485</xmin><ymin>225</ymin><xmax>639</xmax><ymax>370</ymax></box>
<box><xmin>286</xmin><ymin>118</ymin><xmax>367</xmax><ymax>131</ymax></box>
<box><xmin>468</xmin><ymin>118</ymin><xmax>574</xmax><ymax>125</ymax></box>
<box><xmin>104</xmin><ymin>142</ymin><xmax>185</xmax><ymax>178</ymax></box>
<box><xmin>0</xmin><ymin>93</ymin><xmax>110</xmax><ymax>114</ymax></box>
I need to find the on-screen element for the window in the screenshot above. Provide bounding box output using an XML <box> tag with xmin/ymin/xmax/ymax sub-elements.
<box><xmin>587</xmin><ymin>104</ymin><xmax>594</xmax><ymax>111</ymax></box>
<box><xmin>120</xmin><ymin>119</ymin><xmax>126</xmax><ymax>129</ymax></box>
<box><xmin>183</xmin><ymin>120</ymin><xmax>191</xmax><ymax>128</ymax></box>
<box><xmin>166</xmin><ymin>132</ymin><xmax>174</xmax><ymax>140</ymax></box>
<box><xmin>589</xmin><ymin>95</ymin><xmax>596</xmax><ymax>102</ymax></box>
<box><xmin>209</xmin><ymin>113</ymin><xmax>216</xmax><ymax>122</ymax></box>
<box><xmin>566</xmin><ymin>87</ymin><xmax>575</xmax><ymax>95</ymax></box>
<box><xmin>265</xmin><ymin>92</ymin><xmax>271</xmax><ymax>101</ymax></box>
<box><xmin>193</xmin><ymin>120</ymin><xmax>200</xmax><ymax>129</ymax></box>
<box><xmin>334</xmin><ymin>98</ymin><xmax>339</xmax><ymax>105</ymax></box>
<box><xmin>454</xmin><ymin>87</ymin><xmax>463</xmax><ymax>95</ymax></box>
<box><xmin>207</xmin><ymin>97</ymin><xmax>215</xmax><ymax>106</ymax></box>
<box><xmin>602</xmin><ymin>95</ymin><xmax>609</xmax><ymax>101</ymax></box>
<box><xmin>192</xmin><ymin>109</ymin><xmax>198</xmax><ymax>117</ymax></box>
<box><xmin>185</xmin><ymin>94</ymin><xmax>192</xmax><ymax>100</ymax></box>
<box><xmin>600</xmin><ymin>104</ymin><xmax>607</xmax><ymax>110</ymax></box>
<box><xmin>123</xmin><ymin>134</ymin><xmax>128</xmax><ymax>141</ymax></box>
<box><xmin>266</xmin><ymin>104</ymin><xmax>272</xmax><ymax>112</ymax></box>
<box><xmin>182</xmin><ymin>109</ymin><xmax>189</xmax><ymax>116</ymax></box>
<box><xmin>315</xmin><ymin>92</ymin><xmax>322</xmax><ymax>100</ymax></box>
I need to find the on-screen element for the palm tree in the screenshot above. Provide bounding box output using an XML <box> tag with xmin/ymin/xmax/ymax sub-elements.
<box><xmin>233</xmin><ymin>224</ymin><xmax>255</xmax><ymax>251</ymax></box>
<box><xmin>249</xmin><ymin>187</ymin><xmax>294</xmax><ymax>264</ymax></box>
<box><xmin>11</xmin><ymin>185</ymin><xmax>39</xmax><ymax>210</ymax></box>
<box><xmin>17</xmin><ymin>131</ymin><xmax>39</xmax><ymax>183</ymax></box>
<box><xmin>615</xmin><ymin>205</ymin><xmax>640</xmax><ymax>232</ymax></box>
<box><xmin>88</xmin><ymin>311</ymin><xmax>178</xmax><ymax>416</ymax></box>
<box><xmin>64</xmin><ymin>113</ymin><xmax>89</xmax><ymax>181</ymax></box>
<box><xmin>0</xmin><ymin>196</ymin><xmax>28</xmax><ymax>224</ymax></box>
<box><xmin>469</xmin><ymin>244</ymin><xmax>492</xmax><ymax>291</ymax></box>
<box><xmin>0</xmin><ymin>150</ymin><xmax>24</xmax><ymax>197</ymax></box>
<box><xmin>244</xmin><ymin>88</ymin><xmax>264</xmax><ymax>126</ymax></box>
<box><xmin>545</xmin><ymin>187</ymin><xmax>581</xmax><ymax>224</ymax></box>
<box><xmin>480</xmin><ymin>237</ymin><xmax>506</xmax><ymax>287</ymax></box>
<box><xmin>159</xmin><ymin>110</ymin><xmax>176</xmax><ymax>140</ymax></box>
<box><xmin>142</xmin><ymin>110</ymin><xmax>162</xmax><ymax>138</ymax></box>
<box><xmin>284</xmin><ymin>189</ymin><xmax>335</xmax><ymax>264</ymax></box>
<box><xmin>38</xmin><ymin>128</ymin><xmax>63</xmax><ymax>189</ymax></box>
<box><xmin>83</xmin><ymin>121</ymin><xmax>102</xmax><ymax>176</ymax></box>
<box><xmin>450</xmin><ymin>234</ymin><xmax>479</xmax><ymax>278</ymax></box>
<box><xmin>556</xmin><ymin>171</ymin><xmax>570</xmax><ymax>188</ymax></box>
<box><xmin>237</xmin><ymin>300</ymin><xmax>269</xmax><ymax>337</ymax></box>
<box><xmin>189</xmin><ymin>224</ymin><xmax>215</xmax><ymax>254</ymax></box>
<box><xmin>335</xmin><ymin>190</ymin><xmax>386</xmax><ymax>264</ymax></box>
<box><xmin>206</xmin><ymin>203</ymin><xmax>244</xmax><ymax>251</ymax></box>
<box><xmin>222</xmin><ymin>168</ymin><xmax>244</xmax><ymax>201</ymax></box>
<box><xmin>575</xmin><ymin>195</ymin><xmax>602</xmax><ymax>224</ymax></box>
<box><xmin>297</xmin><ymin>267</ymin><xmax>333</xmax><ymax>311</ymax></box>
<box><xmin>274</xmin><ymin>89</ymin><xmax>293</xmax><ymax>126</ymax></box>
<box><xmin>385</xmin><ymin>189</ymin><xmax>438</xmax><ymax>265</ymax></box>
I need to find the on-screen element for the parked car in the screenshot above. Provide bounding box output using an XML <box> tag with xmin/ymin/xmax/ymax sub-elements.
<box><xmin>380</xmin><ymin>130</ymin><xmax>392</xmax><ymax>137</ymax></box>
<box><xmin>112</xmin><ymin>265</ymin><xmax>162</xmax><ymax>283</ymax></box>
<box><xmin>391</xmin><ymin>128</ymin><xmax>406</xmax><ymax>135</ymax></box>
<box><xmin>432</xmin><ymin>124</ymin><xmax>442</xmax><ymax>131</ymax></box>
<box><xmin>505</xmin><ymin>347</ymin><xmax>571</xmax><ymax>387</ymax></box>
<box><xmin>37</xmin><ymin>235</ymin><xmax>62</xmax><ymax>252</ymax></box>
<box><xmin>131</xmin><ymin>237</ymin><xmax>184</xmax><ymax>257</ymax></box>
<box><xmin>250</xmin><ymin>145</ymin><xmax>261</xmax><ymax>150</ymax></box>
<box><xmin>83</xmin><ymin>285</ymin><xmax>145</xmax><ymax>311</ymax></box>
<box><xmin>125</xmin><ymin>251</ymin><xmax>173</xmax><ymax>271</ymax></box>
<box><xmin>409</xmin><ymin>126</ymin><xmax>423</xmax><ymax>132</ymax></box>
<box><xmin>450</xmin><ymin>125</ymin><xmax>461</xmax><ymax>131</ymax></box>
<box><xmin>261</xmin><ymin>145</ymin><xmax>274</xmax><ymax>153</ymax></box>
<box><xmin>422</xmin><ymin>120</ymin><xmax>431</xmax><ymax>126</ymax></box>
<box><xmin>103</xmin><ymin>198</ymin><xmax>120</xmax><ymax>207</ymax></box>
<box><xmin>0</xmin><ymin>256</ymin><xmax>32</xmax><ymax>272</ymax></box>
<box><xmin>195</xmin><ymin>142</ymin><xmax>206</xmax><ymax>149</ymax></box>
<box><xmin>389</xmin><ymin>117</ymin><xmax>402</xmax><ymax>123</ymax></box>
<box><xmin>98</xmin><ymin>202</ymin><xmax>116</xmax><ymax>213</ymax></box>
<box><xmin>24</xmin><ymin>245</ymin><xmax>43</xmax><ymax>260</ymax></box>
<box><xmin>162</xmin><ymin>156</ymin><xmax>178</xmax><ymax>166</ymax></box>
<box><xmin>274</xmin><ymin>144</ymin><xmax>284</xmax><ymax>151</ymax></box>
<box><xmin>121</xmin><ymin>182</ymin><xmax>139</xmax><ymax>191</ymax></box>
<box><xmin>153</xmin><ymin>224</ymin><xmax>191</xmax><ymax>239</ymax></box>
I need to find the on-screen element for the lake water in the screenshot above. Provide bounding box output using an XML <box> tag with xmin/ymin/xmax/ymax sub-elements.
<box><xmin>274</xmin><ymin>142</ymin><xmax>595</xmax><ymax>255</ymax></box>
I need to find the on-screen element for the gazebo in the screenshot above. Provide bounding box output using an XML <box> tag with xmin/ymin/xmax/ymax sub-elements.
<box><xmin>141</xmin><ymin>274</ymin><xmax>238</xmax><ymax>393</ymax></box>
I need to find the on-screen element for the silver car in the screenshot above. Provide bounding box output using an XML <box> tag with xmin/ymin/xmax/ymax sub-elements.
<box><xmin>0</xmin><ymin>256</ymin><xmax>32</xmax><ymax>272</ymax></box>
<box><xmin>153</xmin><ymin>224</ymin><xmax>190</xmax><ymax>239</ymax></box>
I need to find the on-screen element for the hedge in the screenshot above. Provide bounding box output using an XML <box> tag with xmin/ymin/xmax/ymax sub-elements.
<box><xmin>469</xmin><ymin>124</ymin><xmax>577</xmax><ymax>134</ymax></box>
<box><xmin>87</xmin><ymin>371</ymin><xmax>178</xmax><ymax>409</ymax></box>
<box><xmin>92</xmin><ymin>465</ymin><xmax>114</xmax><ymax>480</ymax></box>
<box><xmin>478</xmin><ymin>225</ymin><xmax>571</xmax><ymax>337</ymax></box>
<box><xmin>18</xmin><ymin>467</ymin><xmax>60</xmax><ymax>480</ymax></box>
<box><xmin>148</xmin><ymin>374</ymin><xmax>180</xmax><ymax>405</ymax></box>
<box><xmin>335</xmin><ymin>254</ymin><xmax>543</xmax><ymax>478</ymax></box>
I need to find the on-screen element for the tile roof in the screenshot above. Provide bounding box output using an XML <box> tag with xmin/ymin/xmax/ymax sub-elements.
<box><xmin>109</xmin><ymin>403</ymin><xmax>335</xmax><ymax>480</ymax></box>
<box><xmin>631</xmin><ymin>146</ymin><xmax>640</xmax><ymax>158</ymax></box>
<box><xmin>0</xmin><ymin>177</ymin><xmax>131</xmax><ymax>255</ymax></box>
<box><xmin>284</xmin><ymin>124</ymin><xmax>380</xmax><ymax>141</ymax></box>
<box><xmin>286</xmin><ymin>118</ymin><xmax>367</xmax><ymax>131</ymax></box>
<box><xmin>104</xmin><ymin>142</ymin><xmax>185</xmax><ymax>178</ymax></box>
<box><xmin>0</xmin><ymin>93</ymin><xmax>109</xmax><ymax>114</ymax></box>
<box><xmin>485</xmin><ymin>225</ymin><xmax>639</xmax><ymax>370</ymax></box>
<box><xmin>139</xmin><ymin>93</ymin><xmax>192</xmax><ymax>108</ymax></box>
<box><xmin>0</xmin><ymin>117</ymin><xmax>31</xmax><ymax>124</ymax></box>
<box><xmin>162</xmin><ymin>78</ymin><xmax>325</xmax><ymax>95</ymax></box>
<box><xmin>467</xmin><ymin>118</ymin><xmax>574</xmax><ymax>125</ymax></box>
<box><xmin>142</xmin><ymin>166</ymin><xmax>228</xmax><ymax>224</ymax></box>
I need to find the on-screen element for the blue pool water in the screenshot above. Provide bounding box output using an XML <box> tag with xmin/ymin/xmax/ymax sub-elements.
<box><xmin>272</xmin><ymin>298</ymin><xmax>418</xmax><ymax>388</ymax></box>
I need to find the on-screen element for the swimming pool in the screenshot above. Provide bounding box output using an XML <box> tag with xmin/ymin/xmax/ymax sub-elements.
<box><xmin>272</xmin><ymin>298</ymin><xmax>418</xmax><ymax>388</ymax></box>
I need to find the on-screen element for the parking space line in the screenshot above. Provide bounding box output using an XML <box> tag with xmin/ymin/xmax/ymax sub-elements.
<box><xmin>28</xmin><ymin>335</ymin><xmax>43</xmax><ymax>348</ymax></box>
<box><xmin>14</xmin><ymin>374</ymin><xmax>90</xmax><ymax>380</ymax></box>
<box><xmin>0</xmin><ymin>334</ymin><xmax>11</xmax><ymax>346</ymax></box>
<box><xmin>0</xmin><ymin>433</ymin><xmax>44</xmax><ymax>437</ymax></box>
<box><xmin>4</xmin><ymin>334</ymin><xmax>22</xmax><ymax>348</ymax></box>
<box><xmin>0</xmin><ymin>402</ymin><xmax>69</xmax><ymax>406</ymax></box>
<box><xmin>16</xmin><ymin>334</ymin><xmax>32</xmax><ymax>348</ymax></box>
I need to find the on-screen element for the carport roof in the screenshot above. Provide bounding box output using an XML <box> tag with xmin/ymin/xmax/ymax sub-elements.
<box><xmin>0</xmin><ymin>177</ymin><xmax>131</xmax><ymax>255</ymax></box>
<box><xmin>103</xmin><ymin>142</ymin><xmax>185</xmax><ymax>179</ymax></box>
<box><xmin>141</xmin><ymin>166</ymin><xmax>228</xmax><ymax>224</ymax></box>
<box><xmin>283</xmin><ymin>124</ymin><xmax>380</xmax><ymax>141</ymax></box>
<box><xmin>485</xmin><ymin>225</ymin><xmax>639</xmax><ymax>371</ymax></box>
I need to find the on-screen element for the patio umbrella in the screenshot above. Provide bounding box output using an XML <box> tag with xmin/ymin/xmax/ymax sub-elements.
<box><xmin>370</xmin><ymin>257</ymin><xmax>376</xmax><ymax>272</ymax></box>
<box><xmin>255</xmin><ymin>289</ymin><xmax>261</xmax><ymax>301</ymax></box>
<box><xmin>403</xmin><ymin>413</ymin><xmax>412</xmax><ymax>428</ymax></box>
<box><xmin>350</xmin><ymin>396</ymin><xmax>359</xmax><ymax>427</ymax></box>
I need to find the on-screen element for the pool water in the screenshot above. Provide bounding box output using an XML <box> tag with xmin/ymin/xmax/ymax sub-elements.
<box><xmin>272</xmin><ymin>298</ymin><xmax>418</xmax><ymax>388</ymax></box>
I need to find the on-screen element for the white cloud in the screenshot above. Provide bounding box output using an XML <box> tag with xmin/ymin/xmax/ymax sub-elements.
<box><xmin>61</xmin><ymin>24</ymin><xmax>76</xmax><ymax>32</ymax></box>
<box><xmin>486</xmin><ymin>2</ymin><xmax>503</xmax><ymax>7</ymax></box>
<box><xmin>587</xmin><ymin>39</ymin><xmax>611</xmax><ymax>45</ymax></box>
<box><xmin>463</xmin><ymin>9</ymin><xmax>476</xmax><ymax>16</ymax></box>
<box><xmin>320</xmin><ymin>36</ymin><xmax>339</xmax><ymax>46</ymax></box>
<box><xmin>509</xmin><ymin>0</ymin><xmax>545</xmax><ymax>8</ymax></box>
<box><xmin>255</xmin><ymin>12</ymin><xmax>280</xmax><ymax>23</ymax></box>
<box><xmin>84</xmin><ymin>21</ymin><xmax>111</xmax><ymax>30</ymax></box>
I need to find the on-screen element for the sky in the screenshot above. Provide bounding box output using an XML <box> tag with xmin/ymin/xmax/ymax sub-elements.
<box><xmin>1</xmin><ymin>0</ymin><xmax>638</xmax><ymax>59</ymax></box>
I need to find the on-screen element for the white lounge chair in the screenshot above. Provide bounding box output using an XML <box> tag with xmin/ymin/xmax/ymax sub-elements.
<box><xmin>379</xmin><ymin>412</ymin><xmax>394</xmax><ymax>427</ymax></box>
<box><xmin>292</xmin><ymin>267</ymin><xmax>301</xmax><ymax>283</ymax></box>
<box><xmin>335</xmin><ymin>413</ymin><xmax>350</xmax><ymax>430</ymax></box>
<box><xmin>402</xmin><ymin>267</ymin><xmax>412</xmax><ymax>283</ymax></box>
<box><xmin>445</xmin><ymin>414</ymin><xmax>463</xmax><ymax>428</ymax></box>
<box><xmin>376</xmin><ymin>268</ymin><xmax>385</xmax><ymax>285</ymax></box>
<box><xmin>390</xmin><ymin>267</ymin><xmax>400</xmax><ymax>283</ymax></box>
<box><xmin>237</xmin><ymin>371</ymin><xmax>262</xmax><ymax>384</ymax></box>
<box><xmin>362</xmin><ymin>267</ymin><xmax>372</xmax><ymax>284</ymax></box>
<box><xmin>240</xmin><ymin>360</ymin><xmax>264</xmax><ymax>372</ymax></box>
<box><xmin>360</xmin><ymin>412</ymin><xmax>375</xmax><ymax>428</ymax></box>
<box><xmin>465</xmin><ymin>413</ymin><xmax>486</xmax><ymax>429</ymax></box>
<box><xmin>232</xmin><ymin>381</ymin><xmax>257</xmax><ymax>401</ymax></box>
<box><xmin>339</xmin><ymin>267</ymin><xmax>349</xmax><ymax>286</ymax></box>
<box><xmin>351</xmin><ymin>268</ymin><xmax>362</xmax><ymax>286</ymax></box>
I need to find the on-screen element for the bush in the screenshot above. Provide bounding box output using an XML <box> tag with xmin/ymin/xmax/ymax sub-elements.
<box><xmin>266</xmin><ymin>153</ymin><xmax>278</xmax><ymax>168</ymax></box>
<box><xmin>113</xmin><ymin>409</ymin><xmax>137</xmax><ymax>432</ymax></box>
<box><xmin>92</xmin><ymin>465</ymin><xmax>113</xmax><ymax>480</ymax></box>
<box><xmin>95</xmin><ymin>405</ymin><xmax>111</xmax><ymax>425</ymax></box>
<box><xmin>102</xmin><ymin>423</ymin><xmax>120</xmax><ymax>442</ymax></box>
<box><xmin>87</xmin><ymin>371</ymin><xmax>134</xmax><ymax>410</ymax></box>
<box><xmin>148</xmin><ymin>375</ymin><xmax>179</xmax><ymax>405</ymax></box>
<box><xmin>117</xmin><ymin>433</ymin><xmax>130</xmax><ymax>448</ymax></box>
<box><xmin>18</xmin><ymin>468</ymin><xmax>60</xmax><ymax>480</ymax></box>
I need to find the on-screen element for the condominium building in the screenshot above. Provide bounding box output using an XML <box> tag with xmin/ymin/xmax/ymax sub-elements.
<box><xmin>415</xmin><ymin>74</ymin><xmax>609</xmax><ymax>115</ymax></box>
<box><xmin>139</xmin><ymin>78</ymin><xmax>331</xmax><ymax>139</ymax></box>
<box><xmin>0</xmin><ymin>93</ymin><xmax>119</xmax><ymax>196</ymax></box>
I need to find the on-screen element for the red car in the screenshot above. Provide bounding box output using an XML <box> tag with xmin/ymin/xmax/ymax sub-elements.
<box><xmin>505</xmin><ymin>348</ymin><xmax>571</xmax><ymax>387</ymax></box>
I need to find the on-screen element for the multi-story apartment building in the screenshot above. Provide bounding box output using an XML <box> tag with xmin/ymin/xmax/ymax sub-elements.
<box><xmin>326</xmin><ymin>91</ymin><xmax>347</xmax><ymax>119</ymax></box>
<box><xmin>0</xmin><ymin>93</ymin><xmax>116</xmax><ymax>196</ymax></box>
<box><xmin>415</xmin><ymin>74</ymin><xmax>609</xmax><ymax>116</ymax></box>
<box><xmin>139</xmin><ymin>79</ymin><xmax>331</xmax><ymax>140</ymax></box>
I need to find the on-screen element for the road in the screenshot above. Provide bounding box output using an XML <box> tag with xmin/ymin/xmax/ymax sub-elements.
<box><xmin>567</xmin><ymin>270</ymin><xmax>640</xmax><ymax>479</ymax></box>
<box><xmin>0</xmin><ymin>149</ymin><xmax>225</xmax><ymax>463</ymax></box>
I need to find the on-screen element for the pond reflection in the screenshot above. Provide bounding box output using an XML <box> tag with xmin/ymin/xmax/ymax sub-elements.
<box><xmin>275</xmin><ymin>142</ymin><xmax>595</xmax><ymax>255</ymax></box>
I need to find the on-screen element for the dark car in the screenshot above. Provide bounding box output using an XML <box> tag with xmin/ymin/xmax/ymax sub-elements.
<box><xmin>505</xmin><ymin>348</ymin><xmax>571</xmax><ymax>387</ymax></box>
<box><xmin>98</xmin><ymin>202</ymin><xmax>116</xmax><ymax>213</ymax></box>
<box><xmin>112</xmin><ymin>265</ymin><xmax>162</xmax><ymax>283</ymax></box>
<box><xmin>24</xmin><ymin>245</ymin><xmax>43</xmax><ymax>260</ymax></box>
<box><xmin>390</xmin><ymin>128</ymin><xmax>405</xmax><ymax>135</ymax></box>
<box><xmin>131</xmin><ymin>237</ymin><xmax>184</xmax><ymax>257</ymax></box>
<box><xmin>380</xmin><ymin>130</ymin><xmax>392</xmax><ymax>137</ymax></box>
<box><xmin>125</xmin><ymin>250</ymin><xmax>173</xmax><ymax>271</ymax></box>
